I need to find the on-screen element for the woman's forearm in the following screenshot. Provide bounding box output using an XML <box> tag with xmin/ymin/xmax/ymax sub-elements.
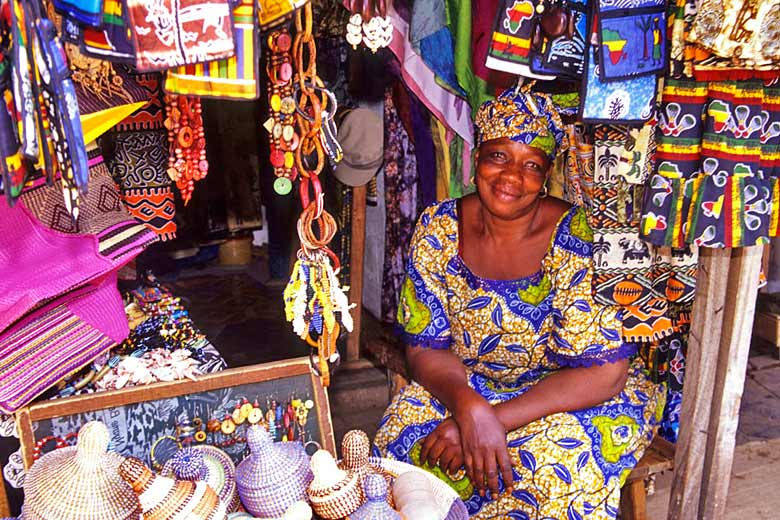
<box><xmin>493</xmin><ymin>360</ymin><xmax>629</xmax><ymax>432</ymax></box>
<box><xmin>406</xmin><ymin>346</ymin><xmax>483</xmax><ymax>415</ymax></box>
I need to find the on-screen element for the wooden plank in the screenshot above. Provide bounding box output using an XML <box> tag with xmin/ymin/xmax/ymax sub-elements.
<box><xmin>15</xmin><ymin>408</ymin><xmax>35</xmax><ymax>470</ymax></box>
<box><xmin>310</xmin><ymin>371</ymin><xmax>337</xmax><ymax>455</ymax></box>
<box><xmin>668</xmin><ymin>248</ymin><xmax>731</xmax><ymax>520</ymax></box>
<box><xmin>621</xmin><ymin>479</ymin><xmax>648</xmax><ymax>520</ymax></box>
<box><xmin>700</xmin><ymin>246</ymin><xmax>763</xmax><ymax>518</ymax></box>
<box><xmin>628</xmin><ymin>437</ymin><xmax>675</xmax><ymax>481</ymax></box>
<box><xmin>346</xmin><ymin>185</ymin><xmax>367</xmax><ymax>362</ymax></box>
<box><xmin>753</xmin><ymin>311</ymin><xmax>780</xmax><ymax>346</ymax></box>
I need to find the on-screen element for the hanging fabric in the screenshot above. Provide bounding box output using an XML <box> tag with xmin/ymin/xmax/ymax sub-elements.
<box><xmin>52</xmin><ymin>0</ymin><xmax>104</xmax><ymax>28</ymax></box>
<box><xmin>164</xmin><ymin>0</ymin><xmax>260</xmax><ymax>100</ymax></box>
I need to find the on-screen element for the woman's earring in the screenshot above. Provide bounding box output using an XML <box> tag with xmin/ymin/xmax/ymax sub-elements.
<box><xmin>538</xmin><ymin>184</ymin><xmax>548</xmax><ymax>198</ymax></box>
<box><xmin>469</xmin><ymin>175</ymin><xmax>476</xmax><ymax>185</ymax></box>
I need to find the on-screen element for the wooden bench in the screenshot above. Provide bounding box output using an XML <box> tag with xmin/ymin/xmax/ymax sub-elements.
<box><xmin>365</xmin><ymin>332</ymin><xmax>676</xmax><ymax>520</ymax></box>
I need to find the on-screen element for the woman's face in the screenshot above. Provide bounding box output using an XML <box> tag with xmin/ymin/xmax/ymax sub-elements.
<box><xmin>475</xmin><ymin>138</ymin><xmax>551</xmax><ymax>219</ymax></box>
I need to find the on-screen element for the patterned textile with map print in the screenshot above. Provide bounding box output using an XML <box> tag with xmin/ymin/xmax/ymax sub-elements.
<box><xmin>640</xmin><ymin>80</ymin><xmax>780</xmax><ymax>248</ymax></box>
<box><xmin>583</xmin><ymin>126</ymin><xmax>697</xmax><ymax>343</ymax></box>
<box><xmin>105</xmin><ymin>72</ymin><xmax>176</xmax><ymax>240</ymax></box>
<box><xmin>124</xmin><ymin>0</ymin><xmax>236</xmax><ymax>72</ymax></box>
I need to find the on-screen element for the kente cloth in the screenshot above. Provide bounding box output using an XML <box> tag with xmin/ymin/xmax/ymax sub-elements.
<box><xmin>124</xmin><ymin>0</ymin><xmax>236</xmax><ymax>72</ymax></box>
<box><xmin>0</xmin><ymin>273</ymin><xmax>126</xmax><ymax>414</ymax></box>
<box><xmin>474</xmin><ymin>85</ymin><xmax>568</xmax><ymax>161</ymax></box>
<box><xmin>640</xmin><ymin>80</ymin><xmax>780</xmax><ymax>248</ymax></box>
<box><xmin>374</xmin><ymin>201</ymin><xmax>663</xmax><ymax>519</ymax></box>
<box><xmin>590</xmin><ymin>126</ymin><xmax>697</xmax><ymax>343</ymax></box>
<box><xmin>164</xmin><ymin>0</ymin><xmax>259</xmax><ymax>100</ymax></box>
<box><xmin>381</xmin><ymin>86</ymin><xmax>419</xmax><ymax>324</ymax></box>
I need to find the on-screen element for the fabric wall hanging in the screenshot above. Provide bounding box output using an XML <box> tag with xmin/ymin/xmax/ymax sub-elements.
<box><xmin>0</xmin><ymin>56</ymin><xmax>26</xmax><ymax>205</ymax></box>
<box><xmin>52</xmin><ymin>0</ymin><xmax>104</xmax><ymax>27</ymax></box>
<box><xmin>60</xmin><ymin>0</ymin><xmax>136</xmax><ymax>63</ymax></box>
<box><xmin>485</xmin><ymin>0</ymin><xmax>555</xmax><ymax>80</ymax></box>
<box><xmin>641</xmin><ymin>80</ymin><xmax>780</xmax><ymax>248</ymax></box>
<box><xmin>164</xmin><ymin>0</ymin><xmax>259</xmax><ymax>100</ymax></box>
<box><xmin>590</xmin><ymin>126</ymin><xmax>697</xmax><ymax>343</ymax></box>
<box><xmin>8</xmin><ymin>0</ymin><xmax>39</xmax><ymax>161</ymax></box>
<box><xmin>579</xmin><ymin>44</ymin><xmax>658</xmax><ymax>124</ymax></box>
<box><xmin>532</xmin><ymin>0</ymin><xmax>588</xmax><ymax>79</ymax></box>
<box><xmin>596</xmin><ymin>0</ymin><xmax>666</xmax><ymax>80</ymax></box>
<box><xmin>124</xmin><ymin>0</ymin><xmax>236</xmax><ymax>72</ymax></box>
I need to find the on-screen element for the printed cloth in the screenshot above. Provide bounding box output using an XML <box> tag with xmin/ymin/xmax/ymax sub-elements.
<box><xmin>485</xmin><ymin>0</ymin><xmax>555</xmax><ymax>80</ymax></box>
<box><xmin>596</xmin><ymin>0</ymin><xmax>666</xmax><ymax>80</ymax></box>
<box><xmin>381</xmin><ymin>86</ymin><xmax>419</xmax><ymax>324</ymax></box>
<box><xmin>640</xmin><ymin>79</ymin><xmax>780</xmax><ymax>248</ymax></box>
<box><xmin>374</xmin><ymin>201</ymin><xmax>663</xmax><ymax>519</ymax></box>
<box><xmin>164</xmin><ymin>0</ymin><xmax>259</xmax><ymax>100</ymax></box>
<box><xmin>52</xmin><ymin>0</ymin><xmax>103</xmax><ymax>27</ymax></box>
<box><xmin>638</xmin><ymin>332</ymin><xmax>687</xmax><ymax>443</ymax></box>
<box><xmin>590</xmin><ymin>126</ymin><xmax>697</xmax><ymax>343</ymax></box>
<box><xmin>474</xmin><ymin>85</ymin><xmax>568</xmax><ymax>161</ymax></box>
<box><xmin>125</xmin><ymin>0</ymin><xmax>235</xmax><ymax>72</ymax></box>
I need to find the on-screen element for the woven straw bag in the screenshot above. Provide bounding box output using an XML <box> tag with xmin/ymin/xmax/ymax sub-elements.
<box><xmin>119</xmin><ymin>456</ymin><xmax>227</xmax><ymax>520</ymax></box>
<box><xmin>370</xmin><ymin>458</ymin><xmax>469</xmax><ymax>520</ymax></box>
<box><xmin>20</xmin><ymin>421</ymin><xmax>140</xmax><ymax>520</ymax></box>
<box><xmin>307</xmin><ymin>450</ymin><xmax>363</xmax><ymax>520</ymax></box>
<box><xmin>235</xmin><ymin>425</ymin><xmax>312</xmax><ymax>518</ymax></box>
<box><xmin>162</xmin><ymin>445</ymin><xmax>240</xmax><ymax>513</ymax></box>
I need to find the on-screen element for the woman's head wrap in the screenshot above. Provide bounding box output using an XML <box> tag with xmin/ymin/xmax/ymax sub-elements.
<box><xmin>474</xmin><ymin>84</ymin><xmax>568</xmax><ymax>162</ymax></box>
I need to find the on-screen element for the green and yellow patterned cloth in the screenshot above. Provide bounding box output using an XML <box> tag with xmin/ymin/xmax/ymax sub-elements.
<box><xmin>374</xmin><ymin>200</ymin><xmax>664</xmax><ymax>519</ymax></box>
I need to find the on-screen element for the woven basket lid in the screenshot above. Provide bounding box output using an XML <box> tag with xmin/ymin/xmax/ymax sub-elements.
<box><xmin>236</xmin><ymin>426</ymin><xmax>311</xmax><ymax>487</ymax></box>
<box><xmin>119</xmin><ymin>456</ymin><xmax>227</xmax><ymax>520</ymax></box>
<box><xmin>162</xmin><ymin>445</ymin><xmax>239</xmax><ymax>512</ymax></box>
<box><xmin>350</xmin><ymin>474</ymin><xmax>401</xmax><ymax>520</ymax></box>
<box><xmin>308</xmin><ymin>450</ymin><xmax>348</xmax><ymax>491</ymax></box>
<box><xmin>20</xmin><ymin>421</ymin><xmax>140</xmax><ymax>520</ymax></box>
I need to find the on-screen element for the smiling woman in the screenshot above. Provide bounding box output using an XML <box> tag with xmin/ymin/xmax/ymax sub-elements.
<box><xmin>373</xmin><ymin>86</ymin><xmax>664</xmax><ymax>519</ymax></box>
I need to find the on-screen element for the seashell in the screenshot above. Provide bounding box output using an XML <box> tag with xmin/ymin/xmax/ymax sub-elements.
<box><xmin>307</xmin><ymin>450</ymin><xmax>362</xmax><ymax>519</ymax></box>
<box><xmin>236</xmin><ymin>425</ymin><xmax>312</xmax><ymax>518</ymax></box>
<box><xmin>392</xmin><ymin>471</ymin><xmax>440</xmax><ymax>519</ymax></box>
<box><xmin>119</xmin><ymin>456</ymin><xmax>227</xmax><ymax>520</ymax></box>
<box><xmin>349</xmin><ymin>474</ymin><xmax>402</xmax><ymax>520</ymax></box>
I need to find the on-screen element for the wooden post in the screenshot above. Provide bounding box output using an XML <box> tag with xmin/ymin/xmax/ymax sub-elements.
<box><xmin>668</xmin><ymin>248</ymin><xmax>731</xmax><ymax>520</ymax></box>
<box><xmin>346</xmin><ymin>185</ymin><xmax>367</xmax><ymax>363</ymax></box>
<box><xmin>700</xmin><ymin>246</ymin><xmax>762</xmax><ymax>518</ymax></box>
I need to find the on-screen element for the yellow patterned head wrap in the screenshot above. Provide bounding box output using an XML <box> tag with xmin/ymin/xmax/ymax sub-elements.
<box><xmin>474</xmin><ymin>84</ymin><xmax>568</xmax><ymax>162</ymax></box>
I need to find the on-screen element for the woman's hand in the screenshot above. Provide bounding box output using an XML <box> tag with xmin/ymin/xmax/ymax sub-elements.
<box><xmin>453</xmin><ymin>392</ymin><xmax>514</xmax><ymax>498</ymax></box>
<box><xmin>419</xmin><ymin>418</ymin><xmax>464</xmax><ymax>475</ymax></box>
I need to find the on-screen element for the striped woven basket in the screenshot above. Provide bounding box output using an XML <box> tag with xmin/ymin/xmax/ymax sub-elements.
<box><xmin>368</xmin><ymin>458</ymin><xmax>469</xmax><ymax>520</ymax></box>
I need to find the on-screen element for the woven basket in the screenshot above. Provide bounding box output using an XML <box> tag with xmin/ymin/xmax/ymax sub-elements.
<box><xmin>20</xmin><ymin>421</ymin><xmax>140</xmax><ymax>520</ymax></box>
<box><xmin>370</xmin><ymin>458</ymin><xmax>469</xmax><ymax>520</ymax></box>
<box><xmin>307</xmin><ymin>450</ymin><xmax>363</xmax><ymax>520</ymax></box>
<box><xmin>162</xmin><ymin>445</ymin><xmax>240</xmax><ymax>512</ymax></box>
<box><xmin>348</xmin><ymin>474</ymin><xmax>401</xmax><ymax>520</ymax></box>
<box><xmin>235</xmin><ymin>425</ymin><xmax>312</xmax><ymax>518</ymax></box>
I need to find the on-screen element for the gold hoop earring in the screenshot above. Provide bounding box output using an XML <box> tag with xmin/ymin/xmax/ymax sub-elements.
<box><xmin>538</xmin><ymin>185</ymin><xmax>548</xmax><ymax>198</ymax></box>
<box><xmin>469</xmin><ymin>175</ymin><xmax>476</xmax><ymax>185</ymax></box>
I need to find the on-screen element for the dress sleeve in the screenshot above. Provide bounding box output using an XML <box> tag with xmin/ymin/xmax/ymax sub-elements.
<box><xmin>396</xmin><ymin>205</ymin><xmax>453</xmax><ymax>349</ymax></box>
<box><xmin>545</xmin><ymin>208</ymin><xmax>637</xmax><ymax>367</ymax></box>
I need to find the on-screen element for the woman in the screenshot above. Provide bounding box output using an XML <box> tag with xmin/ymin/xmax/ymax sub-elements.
<box><xmin>373</xmin><ymin>87</ymin><xmax>664</xmax><ymax>519</ymax></box>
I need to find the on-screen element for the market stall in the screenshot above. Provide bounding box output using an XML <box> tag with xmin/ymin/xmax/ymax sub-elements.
<box><xmin>0</xmin><ymin>0</ymin><xmax>777</xmax><ymax>518</ymax></box>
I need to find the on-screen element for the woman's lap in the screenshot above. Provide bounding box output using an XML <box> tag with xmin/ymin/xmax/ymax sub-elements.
<box><xmin>373</xmin><ymin>369</ymin><xmax>663</xmax><ymax>519</ymax></box>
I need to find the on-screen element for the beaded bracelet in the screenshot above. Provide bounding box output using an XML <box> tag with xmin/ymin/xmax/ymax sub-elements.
<box><xmin>265</xmin><ymin>29</ymin><xmax>298</xmax><ymax>196</ymax></box>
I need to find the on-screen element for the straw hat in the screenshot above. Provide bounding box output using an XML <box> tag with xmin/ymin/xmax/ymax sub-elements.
<box><xmin>162</xmin><ymin>445</ymin><xmax>240</xmax><ymax>512</ymax></box>
<box><xmin>119</xmin><ymin>456</ymin><xmax>227</xmax><ymax>520</ymax></box>
<box><xmin>235</xmin><ymin>425</ymin><xmax>313</xmax><ymax>518</ymax></box>
<box><xmin>20</xmin><ymin>421</ymin><xmax>140</xmax><ymax>520</ymax></box>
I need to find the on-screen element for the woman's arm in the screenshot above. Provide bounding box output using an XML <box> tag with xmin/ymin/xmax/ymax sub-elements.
<box><xmin>493</xmin><ymin>359</ymin><xmax>629</xmax><ymax>431</ymax></box>
<box><xmin>406</xmin><ymin>345</ymin><xmax>477</xmax><ymax>410</ymax></box>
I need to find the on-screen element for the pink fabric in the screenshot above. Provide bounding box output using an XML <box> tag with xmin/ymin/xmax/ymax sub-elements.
<box><xmin>0</xmin><ymin>200</ymin><xmax>113</xmax><ymax>333</ymax></box>
<box><xmin>387</xmin><ymin>5</ymin><xmax>474</xmax><ymax>147</ymax></box>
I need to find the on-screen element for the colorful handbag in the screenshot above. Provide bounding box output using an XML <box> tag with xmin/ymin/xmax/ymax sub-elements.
<box><xmin>125</xmin><ymin>0</ymin><xmax>236</xmax><ymax>72</ymax></box>
<box><xmin>0</xmin><ymin>54</ymin><xmax>26</xmax><ymax>205</ymax></box>
<box><xmin>61</xmin><ymin>0</ymin><xmax>136</xmax><ymax>63</ymax></box>
<box><xmin>596</xmin><ymin>0</ymin><xmax>667</xmax><ymax>80</ymax></box>
<box><xmin>579</xmin><ymin>42</ymin><xmax>658</xmax><ymax>124</ymax></box>
<box><xmin>52</xmin><ymin>0</ymin><xmax>104</xmax><ymax>27</ymax></box>
<box><xmin>485</xmin><ymin>0</ymin><xmax>555</xmax><ymax>80</ymax></box>
<box><xmin>164</xmin><ymin>0</ymin><xmax>260</xmax><ymax>100</ymax></box>
<box><xmin>529</xmin><ymin>0</ymin><xmax>588</xmax><ymax>78</ymax></box>
<box><xmin>8</xmin><ymin>0</ymin><xmax>39</xmax><ymax>161</ymax></box>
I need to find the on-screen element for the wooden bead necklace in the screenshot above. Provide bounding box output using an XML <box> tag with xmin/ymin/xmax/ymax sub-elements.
<box><xmin>164</xmin><ymin>94</ymin><xmax>207</xmax><ymax>205</ymax></box>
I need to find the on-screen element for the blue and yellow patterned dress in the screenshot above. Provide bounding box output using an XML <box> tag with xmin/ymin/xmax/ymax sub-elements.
<box><xmin>373</xmin><ymin>200</ymin><xmax>665</xmax><ymax>519</ymax></box>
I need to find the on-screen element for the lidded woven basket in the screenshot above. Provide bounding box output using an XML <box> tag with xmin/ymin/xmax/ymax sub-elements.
<box><xmin>307</xmin><ymin>450</ymin><xmax>362</xmax><ymax>519</ymax></box>
<box><xmin>119</xmin><ymin>456</ymin><xmax>227</xmax><ymax>520</ymax></box>
<box><xmin>349</xmin><ymin>474</ymin><xmax>402</xmax><ymax>520</ymax></box>
<box><xmin>162</xmin><ymin>445</ymin><xmax>240</xmax><ymax>512</ymax></box>
<box><xmin>235</xmin><ymin>425</ymin><xmax>313</xmax><ymax>518</ymax></box>
<box><xmin>20</xmin><ymin>421</ymin><xmax>140</xmax><ymax>520</ymax></box>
